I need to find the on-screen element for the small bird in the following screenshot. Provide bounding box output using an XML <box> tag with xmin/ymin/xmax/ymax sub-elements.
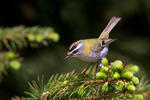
<box><xmin>65</xmin><ymin>17</ymin><xmax>121</xmax><ymax>65</ymax></box>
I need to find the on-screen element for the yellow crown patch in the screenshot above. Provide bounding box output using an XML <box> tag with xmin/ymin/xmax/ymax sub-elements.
<box><xmin>69</xmin><ymin>41</ymin><xmax>80</xmax><ymax>50</ymax></box>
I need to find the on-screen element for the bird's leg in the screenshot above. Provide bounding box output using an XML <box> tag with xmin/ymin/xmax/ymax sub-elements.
<box><xmin>98</xmin><ymin>58</ymin><xmax>105</xmax><ymax>71</ymax></box>
<box><xmin>94</xmin><ymin>58</ymin><xmax>104</xmax><ymax>79</ymax></box>
<box><xmin>99</xmin><ymin>58</ymin><xmax>104</xmax><ymax>68</ymax></box>
<box><xmin>99</xmin><ymin>62</ymin><xmax>103</xmax><ymax>68</ymax></box>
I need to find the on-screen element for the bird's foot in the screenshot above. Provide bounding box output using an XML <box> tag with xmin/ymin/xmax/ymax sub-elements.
<box><xmin>99</xmin><ymin>62</ymin><xmax>103</xmax><ymax>68</ymax></box>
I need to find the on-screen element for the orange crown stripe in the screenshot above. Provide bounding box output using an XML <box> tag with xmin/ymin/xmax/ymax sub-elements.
<box><xmin>69</xmin><ymin>41</ymin><xmax>80</xmax><ymax>50</ymax></box>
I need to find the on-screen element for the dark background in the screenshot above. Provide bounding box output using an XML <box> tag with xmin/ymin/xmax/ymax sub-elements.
<box><xmin>0</xmin><ymin>0</ymin><xmax>150</xmax><ymax>99</ymax></box>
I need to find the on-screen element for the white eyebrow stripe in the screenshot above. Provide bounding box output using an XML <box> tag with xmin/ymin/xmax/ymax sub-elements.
<box><xmin>71</xmin><ymin>43</ymin><xmax>82</xmax><ymax>53</ymax></box>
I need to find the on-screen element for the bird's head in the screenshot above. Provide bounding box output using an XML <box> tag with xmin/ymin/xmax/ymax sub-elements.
<box><xmin>65</xmin><ymin>40</ymin><xmax>83</xmax><ymax>60</ymax></box>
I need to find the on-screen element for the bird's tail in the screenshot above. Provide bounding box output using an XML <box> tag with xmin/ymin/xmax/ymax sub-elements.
<box><xmin>98</xmin><ymin>17</ymin><xmax>121</xmax><ymax>39</ymax></box>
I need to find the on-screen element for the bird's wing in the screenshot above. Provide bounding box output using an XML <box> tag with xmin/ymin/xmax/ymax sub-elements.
<box><xmin>92</xmin><ymin>39</ymin><xmax>117</xmax><ymax>53</ymax></box>
<box><xmin>98</xmin><ymin>17</ymin><xmax>121</xmax><ymax>39</ymax></box>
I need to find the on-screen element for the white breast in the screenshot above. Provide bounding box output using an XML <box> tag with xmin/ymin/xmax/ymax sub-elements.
<box><xmin>99</xmin><ymin>47</ymin><xmax>108</xmax><ymax>57</ymax></box>
<box><xmin>78</xmin><ymin>47</ymin><xmax>108</xmax><ymax>62</ymax></box>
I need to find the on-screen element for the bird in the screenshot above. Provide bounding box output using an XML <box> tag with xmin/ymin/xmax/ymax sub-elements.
<box><xmin>65</xmin><ymin>17</ymin><xmax>121</xmax><ymax>66</ymax></box>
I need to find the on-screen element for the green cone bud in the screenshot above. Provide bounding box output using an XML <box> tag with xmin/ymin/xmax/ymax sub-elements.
<box><xmin>10</xmin><ymin>60</ymin><xmax>21</xmax><ymax>70</ymax></box>
<box><xmin>36</xmin><ymin>34</ymin><xmax>44</xmax><ymax>42</ymax></box>
<box><xmin>48</xmin><ymin>33</ymin><xmax>59</xmax><ymax>42</ymax></box>
<box><xmin>126</xmin><ymin>93</ymin><xmax>133</xmax><ymax>99</ymax></box>
<box><xmin>102</xmin><ymin>58</ymin><xmax>108</xmax><ymax>66</ymax></box>
<box><xmin>7</xmin><ymin>51</ymin><xmax>15</xmax><ymax>59</ymax></box>
<box><xmin>115</xmin><ymin>85</ymin><xmax>123</xmax><ymax>91</ymax></box>
<box><xmin>96</xmin><ymin>72</ymin><xmax>107</xmax><ymax>79</ymax></box>
<box><xmin>63</xmin><ymin>80</ymin><xmax>69</xmax><ymax>85</ymax></box>
<box><xmin>132</xmin><ymin>76</ymin><xmax>139</xmax><ymax>85</ymax></box>
<box><xmin>127</xmin><ymin>85</ymin><xmax>136</xmax><ymax>91</ymax></box>
<box><xmin>47</xmin><ymin>27</ymin><xmax>54</xmax><ymax>32</ymax></box>
<box><xmin>118</xmin><ymin>94</ymin><xmax>124</xmax><ymax>99</ymax></box>
<box><xmin>77</xmin><ymin>85</ymin><xmax>85</xmax><ymax>95</ymax></box>
<box><xmin>122</xmin><ymin>71</ymin><xmax>133</xmax><ymax>79</ymax></box>
<box><xmin>112</xmin><ymin>60</ymin><xmax>123</xmax><ymax>71</ymax></box>
<box><xmin>113</xmin><ymin>72</ymin><xmax>121</xmax><ymax>79</ymax></box>
<box><xmin>133</xmin><ymin>94</ymin><xmax>144</xmax><ymax>100</ymax></box>
<box><xmin>27</xmin><ymin>34</ymin><xmax>35</xmax><ymax>41</ymax></box>
<box><xmin>127</xmin><ymin>65</ymin><xmax>139</xmax><ymax>73</ymax></box>
<box><xmin>102</xmin><ymin>82</ymin><xmax>108</xmax><ymax>92</ymax></box>
<box><xmin>113</xmin><ymin>60</ymin><xmax>123</xmax><ymax>65</ymax></box>
<box><xmin>124</xmin><ymin>82</ymin><xmax>131</xmax><ymax>88</ymax></box>
<box><xmin>115</xmin><ymin>81</ymin><xmax>124</xmax><ymax>91</ymax></box>
<box><xmin>101</xmin><ymin>67</ymin><xmax>108</xmax><ymax>72</ymax></box>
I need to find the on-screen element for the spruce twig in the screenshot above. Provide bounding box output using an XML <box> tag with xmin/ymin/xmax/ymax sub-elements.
<box><xmin>12</xmin><ymin>58</ymin><xmax>150</xmax><ymax>100</ymax></box>
<box><xmin>0</xmin><ymin>26</ymin><xmax>59</xmax><ymax>81</ymax></box>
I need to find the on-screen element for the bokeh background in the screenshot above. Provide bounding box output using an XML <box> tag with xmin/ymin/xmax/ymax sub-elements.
<box><xmin>0</xmin><ymin>0</ymin><xmax>150</xmax><ymax>99</ymax></box>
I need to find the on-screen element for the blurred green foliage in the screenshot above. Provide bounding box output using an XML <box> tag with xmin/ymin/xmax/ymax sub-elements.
<box><xmin>0</xmin><ymin>26</ymin><xmax>59</xmax><ymax>76</ymax></box>
<box><xmin>0</xmin><ymin>26</ymin><xmax>59</xmax><ymax>100</ymax></box>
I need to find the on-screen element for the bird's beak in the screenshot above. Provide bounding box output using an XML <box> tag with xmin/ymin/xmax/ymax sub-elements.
<box><xmin>64</xmin><ymin>55</ymin><xmax>71</xmax><ymax>60</ymax></box>
<box><xmin>64</xmin><ymin>52</ymin><xmax>72</xmax><ymax>60</ymax></box>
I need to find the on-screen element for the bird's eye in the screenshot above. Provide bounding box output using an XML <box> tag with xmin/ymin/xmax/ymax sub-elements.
<box><xmin>73</xmin><ymin>49</ymin><xmax>78</xmax><ymax>54</ymax></box>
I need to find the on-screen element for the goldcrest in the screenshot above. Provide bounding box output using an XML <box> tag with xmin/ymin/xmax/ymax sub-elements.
<box><xmin>65</xmin><ymin>17</ymin><xmax>121</xmax><ymax>65</ymax></box>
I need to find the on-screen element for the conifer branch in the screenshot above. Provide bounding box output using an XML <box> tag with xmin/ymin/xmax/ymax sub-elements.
<box><xmin>12</xmin><ymin>59</ymin><xmax>150</xmax><ymax>100</ymax></box>
<box><xmin>0</xmin><ymin>26</ymin><xmax>59</xmax><ymax>81</ymax></box>
<box><xmin>0</xmin><ymin>26</ymin><xmax>59</xmax><ymax>50</ymax></box>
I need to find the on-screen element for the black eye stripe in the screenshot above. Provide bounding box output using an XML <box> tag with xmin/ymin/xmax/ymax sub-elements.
<box><xmin>69</xmin><ymin>45</ymin><xmax>77</xmax><ymax>52</ymax></box>
<box><xmin>73</xmin><ymin>49</ymin><xmax>78</xmax><ymax>53</ymax></box>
